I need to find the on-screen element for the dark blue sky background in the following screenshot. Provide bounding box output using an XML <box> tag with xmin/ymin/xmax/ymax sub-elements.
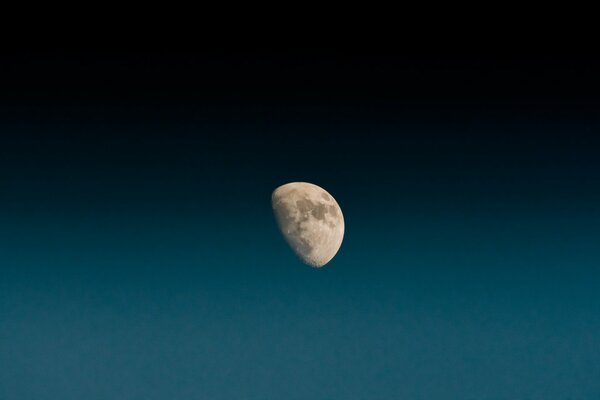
<box><xmin>1</xmin><ymin>54</ymin><xmax>599</xmax><ymax>399</ymax></box>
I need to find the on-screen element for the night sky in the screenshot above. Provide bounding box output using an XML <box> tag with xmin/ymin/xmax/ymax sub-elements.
<box><xmin>1</xmin><ymin>53</ymin><xmax>599</xmax><ymax>399</ymax></box>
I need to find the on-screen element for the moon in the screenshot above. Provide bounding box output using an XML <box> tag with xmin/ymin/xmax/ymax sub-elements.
<box><xmin>272</xmin><ymin>182</ymin><xmax>345</xmax><ymax>268</ymax></box>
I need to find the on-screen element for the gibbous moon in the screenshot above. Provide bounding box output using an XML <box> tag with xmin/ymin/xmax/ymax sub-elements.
<box><xmin>272</xmin><ymin>182</ymin><xmax>345</xmax><ymax>268</ymax></box>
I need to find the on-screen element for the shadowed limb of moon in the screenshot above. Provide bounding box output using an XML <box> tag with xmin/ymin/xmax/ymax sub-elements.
<box><xmin>272</xmin><ymin>182</ymin><xmax>345</xmax><ymax>268</ymax></box>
